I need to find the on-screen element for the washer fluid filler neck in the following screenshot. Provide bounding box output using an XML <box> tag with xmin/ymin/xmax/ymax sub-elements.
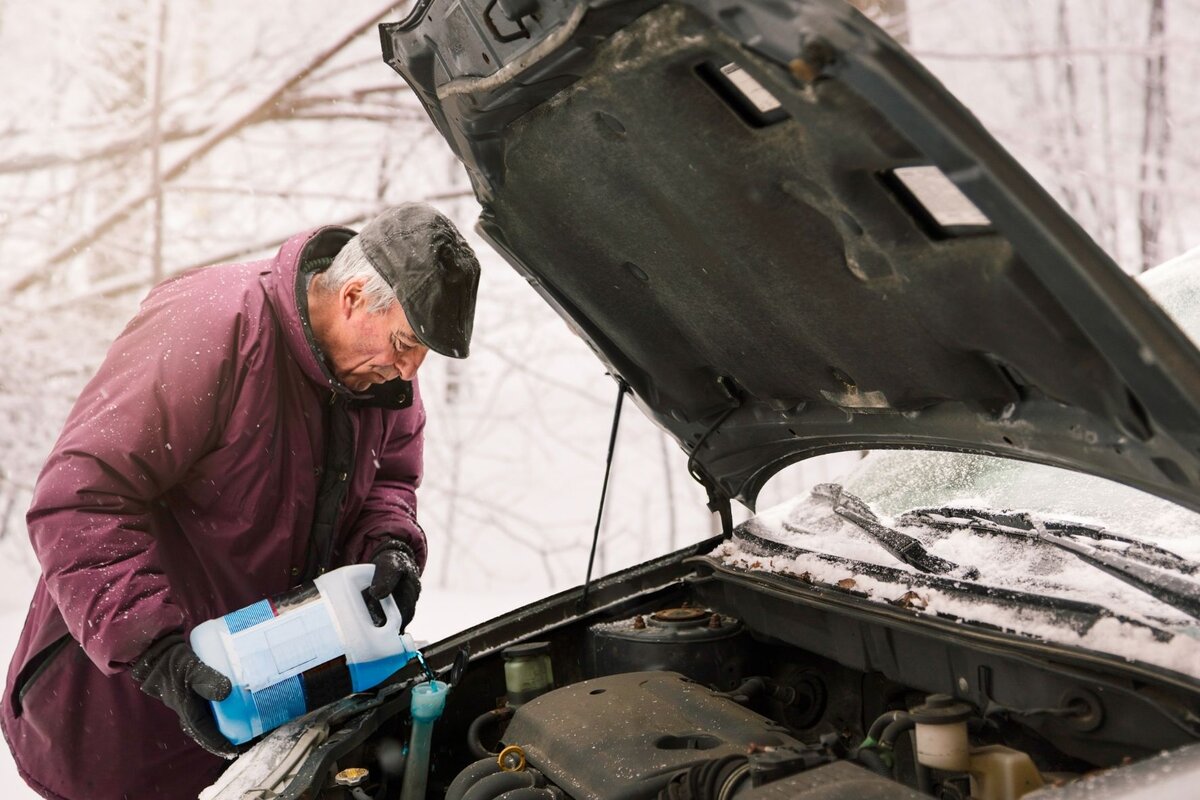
<box><xmin>401</xmin><ymin>680</ymin><xmax>450</xmax><ymax>800</ymax></box>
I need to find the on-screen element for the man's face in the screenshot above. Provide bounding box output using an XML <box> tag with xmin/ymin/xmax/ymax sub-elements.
<box><xmin>317</xmin><ymin>280</ymin><xmax>430</xmax><ymax>391</ymax></box>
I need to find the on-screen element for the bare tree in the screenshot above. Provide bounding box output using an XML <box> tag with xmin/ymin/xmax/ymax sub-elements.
<box><xmin>2</xmin><ymin>0</ymin><xmax>415</xmax><ymax>295</ymax></box>
<box><xmin>3</xmin><ymin>0</ymin><xmax>1200</xmax><ymax>605</ymax></box>
<box><xmin>1137</xmin><ymin>0</ymin><xmax>1170</xmax><ymax>273</ymax></box>
<box><xmin>147</xmin><ymin>0</ymin><xmax>168</xmax><ymax>282</ymax></box>
<box><xmin>1095</xmin><ymin>0</ymin><xmax>1121</xmax><ymax>258</ymax></box>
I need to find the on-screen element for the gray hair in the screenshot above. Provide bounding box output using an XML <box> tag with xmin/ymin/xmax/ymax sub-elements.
<box><xmin>313</xmin><ymin>235</ymin><xmax>397</xmax><ymax>314</ymax></box>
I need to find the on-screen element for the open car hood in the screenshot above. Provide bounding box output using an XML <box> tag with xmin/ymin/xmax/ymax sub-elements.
<box><xmin>381</xmin><ymin>0</ymin><xmax>1200</xmax><ymax>512</ymax></box>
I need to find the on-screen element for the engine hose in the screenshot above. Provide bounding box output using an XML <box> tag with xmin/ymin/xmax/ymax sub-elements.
<box><xmin>879</xmin><ymin>715</ymin><xmax>916</xmax><ymax>749</ymax></box>
<box><xmin>468</xmin><ymin>707</ymin><xmax>516</xmax><ymax>760</ymax></box>
<box><xmin>495</xmin><ymin>788</ymin><xmax>559</xmax><ymax>800</ymax></box>
<box><xmin>856</xmin><ymin>747</ymin><xmax>892</xmax><ymax>777</ymax></box>
<box><xmin>721</xmin><ymin>676</ymin><xmax>765</xmax><ymax>705</ymax></box>
<box><xmin>866</xmin><ymin>710</ymin><xmax>909</xmax><ymax>744</ymax></box>
<box><xmin>721</xmin><ymin>676</ymin><xmax>796</xmax><ymax>706</ymax></box>
<box><xmin>446</xmin><ymin>758</ymin><xmax>502</xmax><ymax>800</ymax></box>
<box><xmin>658</xmin><ymin>755</ymin><xmax>749</xmax><ymax>800</ymax></box>
<box><xmin>878</xmin><ymin>716</ymin><xmax>932</xmax><ymax>795</ymax></box>
<box><xmin>461</xmin><ymin>769</ymin><xmax>541</xmax><ymax>800</ymax></box>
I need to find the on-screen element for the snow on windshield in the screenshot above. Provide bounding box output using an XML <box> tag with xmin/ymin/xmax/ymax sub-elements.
<box><xmin>716</xmin><ymin>534</ymin><xmax>1200</xmax><ymax>677</ymax></box>
<box><xmin>720</xmin><ymin>445</ymin><xmax>1200</xmax><ymax>677</ymax></box>
<box><xmin>719</xmin><ymin>470</ymin><xmax>1200</xmax><ymax>676</ymax></box>
<box><xmin>737</xmin><ymin>469</ymin><xmax>1200</xmax><ymax>624</ymax></box>
<box><xmin>841</xmin><ymin>450</ymin><xmax>1200</xmax><ymax>559</ymax></box>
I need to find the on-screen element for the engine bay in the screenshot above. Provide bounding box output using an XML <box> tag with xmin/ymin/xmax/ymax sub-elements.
<box><xmin>435</xmin><ymin>605</ymin><xmax>1096</xmax><ymax>800</ymax></box>
<box><xmin>235</xmin><ymin>551</ymin><xmax>1200</xmax><ymax>800</ymax></box>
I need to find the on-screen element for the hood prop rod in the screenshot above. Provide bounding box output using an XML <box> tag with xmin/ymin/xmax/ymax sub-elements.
<box><xmin>687</xmin><ymin>404</ymin><xmax>740</xmax><ymax>538</ymax></box>
<box><xmin>579</xmin><ymin>378</ymin><xmax>629</xmax><ymax>611</ymax></box>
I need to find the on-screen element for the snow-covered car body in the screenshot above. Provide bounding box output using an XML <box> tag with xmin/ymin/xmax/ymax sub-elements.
<box><xmin>205</xmin><ymin>0</ymin><xmax>1200</xmax><ymax>797</ymax></box>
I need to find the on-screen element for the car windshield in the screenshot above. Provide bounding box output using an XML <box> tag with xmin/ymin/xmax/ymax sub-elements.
<box><xmin>841</xmin><ymin>449</ymin><xmax>1200</xmax><ymax>560</ymax></box>
<box><xmin>717</xmin><ymin>246</ymin><xmax>1200</xmax><ymax>677</ymax></box>
<box><xmin>841</xmin><ymin>243</ymin><xmax>1200</xmax><ymax>560</ymax></box>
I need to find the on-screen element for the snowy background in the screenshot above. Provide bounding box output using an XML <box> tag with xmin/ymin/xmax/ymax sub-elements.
<box><xmin>0</xmin><ymin>0</ymin><xmax>1196</xmax><ymax>795</ymax></box>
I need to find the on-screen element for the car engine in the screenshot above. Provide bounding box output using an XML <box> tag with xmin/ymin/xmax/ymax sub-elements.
<box><xmin>436</xmin><ymin>606</ymin><xmax>1090</xmax><ymax>800</ymax></box>
<box><xmin>221</xmin><ymin>558</ymin><xmax>1200</xmax><ymax>800</ymax></box>
<box><xmin>450</xmin><ymin>668</ymin><xmax>931</xmax><ymax>799</ymax></box>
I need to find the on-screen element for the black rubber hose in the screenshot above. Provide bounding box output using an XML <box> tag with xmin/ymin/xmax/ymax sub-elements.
<box><xmin>461</xmin><ymin>771</ymin><xmax>539</xmax><ymax>800</ymax></box>
<box><xmin>446</xmin><ymin>758</ymin><xmax>503</xmax><ymax>800</ymax></box>
<box><xmin>721</xmin><ymin>677</ymin><xmax>766</xmax><ymax>704</ymax></box>
<box><xmin>880</xmin><ymin>715</ymin><xmax>917</xmax><ymax>749</ymax></box>
<box><xmin>867</xmin><ymin>710</ymin><xmax>909</xmax><ymax>742</ymax></box>
<box><xmin>495</xmin><ymin>787</ymin><xmax>557</xmax><ymax>800</ymax></box>
<box><xmin>494</xmin><ymin>768</ymin><xmax>548</xmax><ymax>799</ymax></box>
<box><xmin>722</xmin><ymin>676</ymin><xmax>798</xmax><ymax>706</ymax></box>
<box><xmin>856</xmin><ymin>747</ymin><xmax>891</xmax><ymax>777</ymax></box>
<box><xmin>468</xmin><ymin>706</ymin><xmax>516</xmax><ymax>760</ymax></box>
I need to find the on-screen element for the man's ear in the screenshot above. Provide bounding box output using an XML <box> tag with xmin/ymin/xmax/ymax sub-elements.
<box><xmin>339</xmin><ymin>278</ymin><xmax>366</xmax><ymax>318</ymax></box>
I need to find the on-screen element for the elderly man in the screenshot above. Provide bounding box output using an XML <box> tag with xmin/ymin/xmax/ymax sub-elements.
<box><xmin>1</xmin><ymin>204</ymin><xmax>481</xmax><ymax>800</ymax></box>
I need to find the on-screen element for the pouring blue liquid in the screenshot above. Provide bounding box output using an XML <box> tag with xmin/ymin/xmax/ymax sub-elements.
<box><xmin>190</xmin><ymin>564</ymin><xmax>419</xmax><ymax>745</ymax></box>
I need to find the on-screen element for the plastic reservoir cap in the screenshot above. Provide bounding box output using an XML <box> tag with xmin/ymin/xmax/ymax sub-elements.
<box><xmin>909</xmin><ymin>694</ymin><xmax>972</xmax><ymax>725</ymax></box>
<box><xmin>410</xmin><ymin>680</ymin><xmax>449</xmax><ymax>722</ymax></box>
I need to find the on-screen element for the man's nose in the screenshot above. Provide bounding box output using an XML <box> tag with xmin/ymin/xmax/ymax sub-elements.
<box><xmin>396</xmin><ymin>347</ymin><xmax>428</xmax><ymax>381</ymax></box>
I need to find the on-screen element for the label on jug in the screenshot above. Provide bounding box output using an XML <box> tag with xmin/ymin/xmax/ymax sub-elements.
<box><xmin>231</xmin><ymin>595</ymin><xmax>343</xmax><ymax>691</ymax></box>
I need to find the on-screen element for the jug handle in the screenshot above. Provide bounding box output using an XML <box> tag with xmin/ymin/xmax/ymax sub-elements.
<box><xmin>345</xmin><ymin>564</ymin><xmax>404</xmax><ymax>633</ymax></box>
<box><xmin>360</xmin><ymin>589</ymin><xmax>389</xmax><ymax>627</ymax></box>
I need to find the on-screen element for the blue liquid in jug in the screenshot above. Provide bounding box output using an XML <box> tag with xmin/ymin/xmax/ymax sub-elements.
<box><xmin>206</xmin><ymin>652</ymin><xmax>418</xmax><ymax>744</ymax></box>
<box><xmin>191</xmin><ymin>566</ymin><xmax>419</xmax><ymax>744</ymax></box>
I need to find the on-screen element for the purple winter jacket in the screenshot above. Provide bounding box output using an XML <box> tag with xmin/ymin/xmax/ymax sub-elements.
<box><xmin>2</xmin><ymin>226</ymin><xmax>428</xmax><ymax>800</ymax></box>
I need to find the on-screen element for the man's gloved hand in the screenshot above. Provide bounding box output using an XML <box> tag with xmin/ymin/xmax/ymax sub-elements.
<box><xmin>368</xmin><ymin>542</ymin><xmax>422</xmax><ymax>632</ymax></box>
<box><xmin>130</xmin><ymin>634</ymin><xmax>238</xmax><ymax>759</ymax></box>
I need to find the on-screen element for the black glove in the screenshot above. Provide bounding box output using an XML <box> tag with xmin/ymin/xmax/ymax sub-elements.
<box><xmin>130</xmin><ymin>635</ymin><xmax>237</xmax><ymax>759</ymax></box>
<box><xmin>368</xmin><ymin>542</ymin><xmax>422</xmax><ymax>632</ymax></box>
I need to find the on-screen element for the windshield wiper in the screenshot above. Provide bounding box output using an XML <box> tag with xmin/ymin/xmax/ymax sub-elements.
<box><xmin>807</xmin><ymin>484</ymin><xmax>973</xmax><ymax>577</ymax></box>
<box><xmin>903</xmin><ymin>507</ymin><xmax>1200</xmax><ymax>619</ymax></box>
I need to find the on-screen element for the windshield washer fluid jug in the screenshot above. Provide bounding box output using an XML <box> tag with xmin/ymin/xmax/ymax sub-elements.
<box><xmin>190</xmin><ymin>564</ymin><xmax>419</xmax><ymax>745</ymax></box>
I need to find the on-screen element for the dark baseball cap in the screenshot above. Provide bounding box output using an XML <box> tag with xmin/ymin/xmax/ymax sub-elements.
<box><xmin>358</xmin><ymin>203</ymin><xmax>481</xmax><ymax>358</ymax></box>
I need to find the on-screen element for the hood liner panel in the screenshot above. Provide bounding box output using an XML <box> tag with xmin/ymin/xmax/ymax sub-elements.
<box><xmin>382</xmin><ymin>0</ymin><xmax>1200</xmax><ymax>511</ymax></box>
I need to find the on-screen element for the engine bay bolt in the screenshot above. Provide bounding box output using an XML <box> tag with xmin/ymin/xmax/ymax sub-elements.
<box><xmin>708</xmin><ymin>613</ymin><xmax>722</xmax><ymax>629</ymax></box>
<box><xmin>633</xmin><ymin>615</ymin><xmax>646</xmax><ymax>629</ymax></box>
<box><xmin>334</xmin><ymin>768</ymin><xmax>369</xmax><ymax>787</ymax></box>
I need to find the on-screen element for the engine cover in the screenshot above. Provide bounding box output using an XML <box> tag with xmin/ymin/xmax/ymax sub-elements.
<box><xmin>500</xmin><ymin>671</ymin><xmax>804</xmax><ymax>799</ymax></box>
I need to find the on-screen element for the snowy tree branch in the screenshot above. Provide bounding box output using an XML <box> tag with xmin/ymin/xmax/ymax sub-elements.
<box><xmin>6</xmin><ymin>0</ymin><xmax>409</xmax><ymax>293</ymax></box>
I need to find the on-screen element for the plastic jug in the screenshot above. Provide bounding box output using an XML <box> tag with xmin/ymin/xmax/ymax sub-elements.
<box><xmin>190</xmin><ymin>564</ymin><xmax>419</xmax><ymax>745</ymax></box>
